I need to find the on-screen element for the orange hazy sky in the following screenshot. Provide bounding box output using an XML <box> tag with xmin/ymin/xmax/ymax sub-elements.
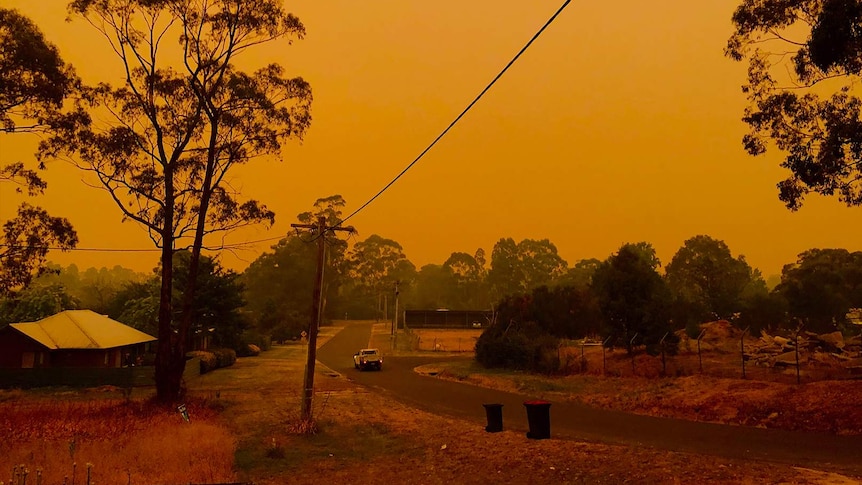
<box><xmin>2</xmin><ymin>0</ymin><xmax>861</xmax><ymax>278</ymax></box>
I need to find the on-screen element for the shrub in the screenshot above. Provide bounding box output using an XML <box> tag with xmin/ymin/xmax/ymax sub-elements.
<box><xmin>211</xmin><ymin>348</ymin><xmax>237</xmax><ymax>368</ymax></box>
<box><xmin>236</xmin><ymin>343</ymin><xmax>261</xmax><ymax>357</ymax></box>
<box><xmin>685</xmin><ymin>321</ymin><xmax>702</xmax><ymax>340</ymax></box>
<box><xmin>531</xmin><ymin>334</ymin><xmax>562</xmax><ymax>375</ymax></box>
<box><xmin>475</xmin><ymin>323</ymin><xmax>562</xmax><ymax>373</ymax></box>
<box><xmin>188</xmin><ymin>351</ymin><xmax>217</xmax><ymax>374</ymax></box>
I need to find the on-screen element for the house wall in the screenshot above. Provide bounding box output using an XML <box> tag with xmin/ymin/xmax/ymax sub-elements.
<box><xmin>50</xmin><ymin>349</ymin><xmax>119</xmax><ymax>368</ymax></box>
<box><xmin>0</xmin><ymin>327</ymin><xmax>49</xmax><ymax>369</ymax></box>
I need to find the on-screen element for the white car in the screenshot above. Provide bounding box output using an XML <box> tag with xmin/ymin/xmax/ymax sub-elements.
<box><xmin>353</xmin><ymin>348</ymin><xmax>383</xmax><ymax>371</ymax></box>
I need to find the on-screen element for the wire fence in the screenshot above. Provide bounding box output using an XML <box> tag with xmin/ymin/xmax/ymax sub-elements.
<box><xmin>560</xmin><ymin>325</ymin><xmax>862</xmax><ymax>384</ymax></box>
<box><xmin>392</xmin><ymin>328</ymin><xmax>480</xmax><ymax>353</ymax></box>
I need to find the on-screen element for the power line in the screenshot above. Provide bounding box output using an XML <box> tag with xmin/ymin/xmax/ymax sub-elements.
<box><xmin>336</xmin><ymin>0</ymin><xmax>573</xmax><ymax>228</ymax></box>
<box><xmin>0</xmin><ymin>244</ymin><xmax>160</xmax><ymax>252</ymax></box>
<box><xmin>0</xmin><ymin>1</ymin><xmax>572</xmax><ymax>255</ymax></box>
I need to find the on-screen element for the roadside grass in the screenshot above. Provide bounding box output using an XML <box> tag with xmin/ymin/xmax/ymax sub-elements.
<box><xmin>187</xmin><ymin>334</ymin><xmax>423</xmax><ymax>482</ymax></box>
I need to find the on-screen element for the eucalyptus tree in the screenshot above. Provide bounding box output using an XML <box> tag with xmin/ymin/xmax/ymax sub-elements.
<box><xmin>665</xmin><ymin>235</ymin><xmax>765</xmax><ymax>322</ymax></box>
<box><xmin>591</xmin><ymin>243</ymin><xmax>675</xmax><ymax>354</ymax></box>
<box><xmin>41</xmin><ymin>0</ymin><xmax>312</xmax><ymax>401</ymax></box>
<box><xmin>487</xmin><ymin>238</ymin><xmax>567</xmax><ymax>300</ymax></box>
<box><xmin>243</xmin><ymin>196</ymin><xmax>350</xmax><ymax>337</ymax></box>
<box><xmin>0</xmin><ymin>8</ymin><xmax>78</xmax><ymax>295</ymax></box>
<box><xmin>442</xmin><ymin>249</ymin><xmax>490</xmax><ymax>309</ymax></box>
<box><xmin>346</xmin><ymin>235</ymin><xmax>417</xmax><ymax>319</ymax></box>
<box><xmin>777</xmin><ymin>248</ymin><xmax>862</xmax><ymax>332</ymax></box>
<box><xmin>727</xmin><ymin>0</ymin><xmax>862</xmax><ymax>209</ymax></box>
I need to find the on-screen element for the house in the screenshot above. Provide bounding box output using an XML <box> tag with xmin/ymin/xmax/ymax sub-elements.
<box><xmin>0</xmin><ymin>310</ymin><xmax>156</xmax><ymax>369</ymax></box>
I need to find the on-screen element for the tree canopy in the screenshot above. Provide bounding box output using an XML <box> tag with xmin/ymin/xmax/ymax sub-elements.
<box><xmin>0</xmin><ymin>8</ymin><xmax>78</xmax><ymax>296</ymax></box>
<box><xmin>665</xmin><ymin>235</ymin><xmax>765</xmax><ymax>321</ymax></box>
<box><xmin>0</xmin><ymin>7</ymin><xmax>77</xmax><ymax>132</ymax></box>
<box><xmin>777</xmin><ymin>248</ymin><xmax>862</xmax><ymax>332</ymax></box>
<box><xmin>591</xmin><ymin>243</ymin><xmax>674</xmax><ymax>353</ymax></box>
<box><xmin>727</xmin><ymin>0</ymin><xmax>862</xmax><ymax>209</ymax></box>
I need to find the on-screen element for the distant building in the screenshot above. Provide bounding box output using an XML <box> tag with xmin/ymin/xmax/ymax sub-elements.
<box><xmin>0</xmin><ymin>310</ymin><xmax>156</xmax><ymax>369</ymax></box>
<box><xmin>403</xmin><ymin>309</ymin><xmax>493</xmax><ymax>329</ymax></box>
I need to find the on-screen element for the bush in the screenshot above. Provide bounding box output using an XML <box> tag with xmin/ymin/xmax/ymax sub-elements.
<box><xmin>531</xmin><ymin>334</ymin><xmax>562</xmax><ymax>375</ymax></box>
<box><xmin>237</xmin><ymin>343</ymin><xmax>261</xmax><ymax>357</ymax></box>
<box><xmin>685</xmin><ymin>321</ymin><xmax>702</xmax><ymax>341</ymax></box>
<box><xmin>475</xmin><ymin>323</ymin><xmax>562</xmax><ymax>374</ymax></box>
<box><xmin>211</xmin><ymin>348</ymin><xmax>237</xmax><ymax>368</ymax></box>
<box><xmin>475</xmin><ymin>331</ymin><xmax>532</xmax><ymax>370</ymax></box>
<box><xmin>188</xmin><ymin>351</ymin><xmax>217</xmax><ymax>374</ymax></box>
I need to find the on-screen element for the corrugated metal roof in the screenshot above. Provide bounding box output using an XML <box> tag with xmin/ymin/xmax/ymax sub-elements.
<box><xmin>10</xmin><ymin>310</ymin><xmax>156</xmax><ymax>350</ymax></box>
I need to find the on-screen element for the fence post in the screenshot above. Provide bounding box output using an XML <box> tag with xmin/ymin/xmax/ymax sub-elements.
<box><xmin>630</xmin><ymin>333</ymin><xmax>639</xmax><ymax>376</ymax></box>
<box><xmin>795</xmin><ymin>323</ymin><xmax>805</xmax><ymax>385</ymax></box>
<box><xmin>660</xmin><ymin>332</ymin><xmax>669</xmax><ymax>376</ymax></box>
<box><xmin>741</xmin><ymin>326</ymin><xmax>750</xmax><ymax>379</ymax></box>
<box><xmin>697</xmin><ymin>329</ymin><xmax>707</xmax><ymax>373</ymax></box>
<box><xmin>602</xmin><ymin>335</ymin><xmax>612</xmax><ymax>375</ymax></box>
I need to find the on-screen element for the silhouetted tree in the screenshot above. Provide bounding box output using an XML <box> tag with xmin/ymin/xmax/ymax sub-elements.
<box><xmin>41</xmin><ymin>0</ymin><xmax>312</xmax><ymax>402</ymax></box>
<box><xmin>487</xmin><ymin>238</ymin><xmax>567</xmax><ymax>300</ymax></box>
<box><xmin>591</xmin><ymin>243</ymin><xmax>676</xmax><ymax>354</ymax></box>
<box><xmin>727</xmin><ymin>0</ymin><xmax>862</xmax><ymax>209</ymax></box>
<box><xmin>665</xmin><ymin>235</ymin><xmax>766</xmax><ymax>322</ymax></box>
<box><xmin>0</xmin><ymin>8</ymin><xmax>78</xmax><ymax>295</ymax></box>
<box><xmin>776</xmin><ymin>248</ymin><xmax>862</xmax><ymax>332</ymax></box>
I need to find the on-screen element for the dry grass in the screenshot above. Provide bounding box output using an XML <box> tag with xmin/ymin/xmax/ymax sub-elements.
<box><xmin>0</xmin><ymin>396</ymin><xmax>235</xmax><ymax>484</ymax></box>
<box><xmin>412</xmin><ymin>329</ymin><xmax>482</xmax><ymax>352</ymax></box>
<box><xmin>386</xmin><ymin>327</ymin><xmax>483</xmax><ymax>353</ymax></box>
<box><xmin>3</xmin><ymin>322</ymin><xmax>860</xmax><ymax>484</ymax></box>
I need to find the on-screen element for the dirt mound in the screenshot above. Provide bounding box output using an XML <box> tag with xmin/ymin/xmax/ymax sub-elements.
<box><xmin>701</xmin><ymin>320</ymin><xmax>741</xmax><ymax>341</ymax></box>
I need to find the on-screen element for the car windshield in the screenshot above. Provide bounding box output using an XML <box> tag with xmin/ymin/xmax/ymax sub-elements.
<box><xmin>361</xmin><ymin>350</ymin><xmax>377</xmax><ymax>355</ymax></box>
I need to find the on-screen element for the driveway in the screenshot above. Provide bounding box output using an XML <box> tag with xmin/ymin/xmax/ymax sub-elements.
<box><xmin>317</xmin><ymin>322</ymin><xmax>862</xmax><ymax>475</ymax></box>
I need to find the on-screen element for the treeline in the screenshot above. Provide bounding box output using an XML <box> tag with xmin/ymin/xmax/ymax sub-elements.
<box><xmin>2</xmin><ymin>197</ymin><xmax>862</xmax><ymax>365</ymax></box>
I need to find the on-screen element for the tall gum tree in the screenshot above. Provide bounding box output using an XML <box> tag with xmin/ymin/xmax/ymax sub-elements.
<box><xmin>727</xmin><ymin>0</ymin><xmax>862</xmax><ymax>209</ymax></box>
<box><xmin>0</xmin><ymin>8</ymin><xmax>78</xmax><ymax>295</ymax></box>
<box><xmin>41</xmin><ymin>0</ymin><xmax>312</xmax><ymax>402</ymax></box>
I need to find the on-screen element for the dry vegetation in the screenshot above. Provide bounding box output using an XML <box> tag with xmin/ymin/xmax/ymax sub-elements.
<box><xmin>0</xmin><ymin>394</ymin><xmax>235</xmax><ymax>484</ymax></box>
<box><xmin>421</xmin><ymin>324</ymin><xmax>862</xmax><ymax>436</ymax></box>
<box><xmin>2</xmin><ymin>322</ymin><xmax>861</xmax><ymax>484</ymax></box>
<box><xmin>409</xmin><ymin>328</ymin><xmax>482</xmax><ymax>352</ymax></box>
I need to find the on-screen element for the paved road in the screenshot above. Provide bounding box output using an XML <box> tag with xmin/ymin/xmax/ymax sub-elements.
<box><xmin>318</xmin><ymin>322</ymin><xmax>862</xmax><ymax>475</ymax></box>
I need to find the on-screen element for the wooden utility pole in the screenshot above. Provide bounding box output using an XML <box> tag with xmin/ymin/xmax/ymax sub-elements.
<box><xmin>392</xmin><ymin>280</ymin><xmax>400</xmax><ymax>336</ymax></box>
<box><xmin>291</xmin><ymin>215</ymin><xmax>354</xmax><ymax>422</ymax></box>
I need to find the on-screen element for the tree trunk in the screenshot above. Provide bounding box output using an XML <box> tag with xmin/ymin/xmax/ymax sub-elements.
<box><xmin>155</xmin><ymin>230</ymin><xmax>180</xmax><ymax>402</ymax></box>
<box><xmin>155</xmin><ymin>169</ymin><xmax>182</xmax><ymax>403</ymax></box>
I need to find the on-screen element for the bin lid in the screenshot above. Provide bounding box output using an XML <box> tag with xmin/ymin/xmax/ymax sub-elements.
<box><xmin>523</xmin><ymin>400</ymin><xmax>551</xmax><ymax>406</ymax></box>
